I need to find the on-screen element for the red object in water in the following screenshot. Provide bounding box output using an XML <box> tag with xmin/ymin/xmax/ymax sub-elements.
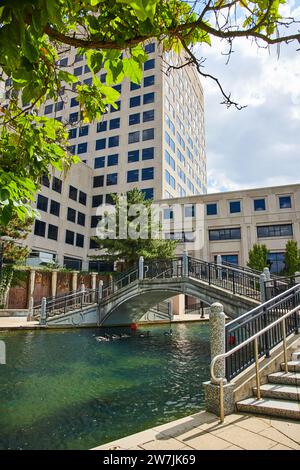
<box><xmin>228</xmin><ymin>335</ymin><xmax>236</xmax><ymax>346</ymax></box>
<box><xmin>130</xmin><ymin>322</ymin><xmax>138</xmax><ymax>331</ymax></box>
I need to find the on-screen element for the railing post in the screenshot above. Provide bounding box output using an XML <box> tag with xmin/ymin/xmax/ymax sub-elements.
<box><xmin>139</xmin><ymin>256</ymin><xmax>144</xmax><ymax>281</ymax></box>
<box><xmin>98</xmin><ymin>280</ymin><xmax>103</xmax><ymax>301</ymax></box>
<box><xmin>209</xmin><ymin>303</ymin><xmax>226</xmax><ymax>383</ymax></box>
<box><xmin>182</xmin><ymin>251</ymin><xmax>188</xmax><ymax>277</ymax></box>
<box><xmin>172</xmin><ymin>259</ymin><xmax>177</xmax><ymax>278</ymax></box>
<box><xmin>168</xmin><ymin>300</ymin><xmax>173</xmax><ymax>322</ymax></box>
<box><xmin>260</xmin><ymin>273</ymin><xmax>267</xmax><ymax>302</ymax></box>
<box><xmin>232</xmin><ymin>270</ymin><xmax>236</xmax><ymax>294</ymax></box>
<box><xmin>294</xmin><ymin>273</ymin><xmax>300</xmax><ymax>333</ymax></box>
<box><xmin>216</xmin><ymin>254</ymin><xmax>222</xmax><ymax>280</ymax></box>
<box><xmin>263</xmin><ymin>305</ymin><xmax>270</xmax><ymax>358</ymax></box>
<box><xmin>263</xmin><ymin>267</ymin><xmax>271</xmax><ymax>282</ymax></box>
<box><xmin>40</xmin><ymin>297</ymin><xmax>47</xmax><ymax>326</ymax></box>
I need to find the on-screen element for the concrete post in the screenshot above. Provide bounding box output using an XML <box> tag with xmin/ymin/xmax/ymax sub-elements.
<box><xmin>182</xmin><ymin>250</ymin><xmax>188</xmax><ymax>277</ymax></box>
<box><xmin>209</xmin><ymin>302</ymin><xmax>226</xmax><ymax>384</ymax></box>
<box><xmin>139</xmin><ymin>256</ymin><xmax>144</xmax><ymax>281</ymax></box>
<box><xmin>40</xmin><ymin>297</ymin><xmax>47</xmax><ymax>326</ymax></box>
<box><xmin>51</xmin><ymin>269</ymin><xmax>58</xmax><ymax>298</ymax></box>
<box><xmin>260</xmin><ymin>272</ymin><xmax>267</xmax><ymax>302</ymax></box>
<box><xmin>98</xmin><ymin>280</ymin><xmax>103</xmax><ymax>300</ymax></box>
<box><xmin>295</xmin><ymin>271</ymin><xmax>300</xmax><ymax>284</ymax></box>
<box><xmin>263</xmin><ymin>267</ymin><xmax>271</xmax><ymax>282</ymax></box>
<box><xmin>216</xmin><ymin>254</ymin><xmax>222</xmax><ymax>279</ymax></box>
<box><xmin>27</xmin><ymin>268</ymin><xmax>36</xmax><ymax>308</ymax></box>
<box><xmin>27</xmin><ymin>296</ymin><xmax>34</xmax><ymax>321</ymax></box>
<box><xmin>91</xmin><ymin>273</ymin><xmax>97</xmax><ymax>290</ymax></box>
<box><xmin>72</xmin><ymin>271</ymin><xmax>79</xmax><ymax>292</ymax></box>
<box><xmin>172</xmin><ymin>259</ymin><xmax>177</xmax><ymax>278</ymax></box>
<box><xmin>168</xmin><ymin>300</ymin><xmax>173</xmax><ymax>321</ymax></box>
<box><xmin>216</xmin><ymin>254</ymin><xmax>222</xmax><ymax>266</ymax></box>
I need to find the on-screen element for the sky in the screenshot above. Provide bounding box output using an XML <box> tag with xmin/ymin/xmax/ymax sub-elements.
<box><xmin>196</xmin><ymin>0</ymin><xmax>300</xmax><ymax>193</ymax></box>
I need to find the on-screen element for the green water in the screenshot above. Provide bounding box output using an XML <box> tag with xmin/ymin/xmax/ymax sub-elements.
<box><xmin>0</xmin><ymin>323</ymin><xmax>210</xmax><ymax>450</ymax></box>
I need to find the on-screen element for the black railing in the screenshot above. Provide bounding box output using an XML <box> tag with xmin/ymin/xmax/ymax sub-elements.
<box><xmin>225</xmin><ymin>283</ymin><xmax>300</xmax><ymax>381</ymax></box>
<box><xmin>264</xmin><ymin>275</ymin><xmax>298</xmax><ymax>300</ymax></box>
<box><xmin>144</xmin><ymin>258</ymin><xmax>183</xmax><ymax>279</ymax></box>
<box><xmin>102</xmin><ymin>265</ymin><xmax>138</xmax><ymax>299</ymax></box>
<box><xmin>185</xmin><ymin>302</ymin><xmax>206</xmax><ymax>317</ymax></box>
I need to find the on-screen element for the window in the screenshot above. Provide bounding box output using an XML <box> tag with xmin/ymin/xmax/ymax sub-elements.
<box><xmin>69</xmin><ymin>185</ymin><xmax>78</xmax><ymax>201</ymax></box>
<box><xmin>77</xmin><ymin>212</ymin><xmax>85</xmax><ymax>226</ymax></box>
<box><xmin>91</xmin><ymin>215</ymin><xmax>102</xmax><ymax>228</ymax></box>
<box><xmin>185</xmin><ymin>205</ymin><xmax>195</xmax><ymax>218</ymax></box>
<box><xmin>144</xmin><ymin>42</ymin><xmax>155</xmax><ymax>53</ymax></box>
<box><xmin>65</xmin><ymin>230</ymin><xmax>75</xmax><ymax>245</ymax></box>
<box><xmin>214</xmin><ymin>254</ymin><xmax>238</xmax><ymax>265</ymax></box>
<box><xmin>77</xmin><ymin>142</ymin><xmax>87</xmax><ymax>154</ymax></box>
<box><xmin>67</xmin><ymin>207</ymin><xmax>76</xmax><ymax>223</ymax></box>
<box><xmin>64</xmin><ymin>256</ymin><xmax>82</xmax><ymax>270</ymax></box>
<box><xmin>44</xmin><ymin>104</ymin><xmax>53</xmax><ymax>115</ymax></box>
<box><xmin>128</xmin><ymin>131</ymin><xmax>140</xmax><ymax>144</ymax></box>
<box><xmin>229</xmin><ymin>201</ymin><xmax>241</xmax><ymax>214</ymax></box>
<box><xmin>52</xmin><ymin>177</ymin><xmax>62</xmax><ymax>193</ymax></box>
<box><xmin>267</xmin><ymin>252</ymin><xmax>285</xmax><ymax>274</ymax></box>
<box><xmin>79</xmin><ymin>191</ymin><xmax>87</xmax><ymax>206</ymax></box>
<box><xmin>95</xmin><ymin>138</ymin><xmax>106</xmax><ymax>150</ymax></box>
<box><xmin>206</xmin><ymin>203</ymin><xmax>217</xmax><ymax>216</ymax></box>
<box><xmin>108</xmin><ymin>135</ymin><xmax>119</xmax><ymax>147</ymax></box>
<box><xmin>59</xmin><ymin>57</ymin><xmax>68</xmax><ymax>67</ymax></box>
<box><xmin>130</xmin><ymin>96</ymin><xmax>141</xmax><ymax>107</ymax></box>
<box><xmin>75</xmin><ymin>54</ymin><xmax>83</xmax><ymax>62</ymax></box>
<box><xmin>55</xmin><ymin>101</ymin><xmax>64</xmax><ymax>112</ymax></box>
<box><xmin>129</xmin><ymin>113</ymin><xmax>140</xmax><ymax>125</ymax></box>
<box><xmin>254</xmin><ymin>199</ymin><xmax>266</xmax><ymax>211</ymax></box>
<box><xmin>90</xmin><ymin>238</ymin><xmax>98</xmax><ymax>249</ymax></box>
<box><xmin>93</xmin><ymin>175</ymin><xmax>104</xmax><ymax>187</ymax></box>
<box><xmin>142</xmin><ymin>147</ymin><xmax>154</xmax><ymax>160</ymax></box>
<box><xmin>92</xmin><ymin>195</ymin><xmax>103</xmax><ymax>207</ymax></box>
<box><xmin>68</xmin><ymin>145</ymin><xmax>76</xmax><ymax>155</ymax></box>
<box><xmin>141</xmin><ymin>188</ymin><xmax>154</xmax><ymax>200</ymax></box>
<box><xmin>144</xmin><ymin>75</ymin><xmax>155</xmax><ymax>87</ymax></box>
<box><xmin>165</xmin><ymin>131</ymin><xmax>175</xmax><ymax>152</ymax></box>
<box><xmin>37</xmin><ymin>195</ymin><xmax>48</xmax><ymax>212</ymax></box>
<box><xmin>48</xmin><ymin>224</ymin><xmax>58</xmax><ymax>241</ymax></box>
<box><xmin>42</xmin><ymin>174</ymin><xmax>50</xmax><ymax>187</ymax></box>
<box><xmin>69</xmin><ymin>128</ymin><xmax>77</xmax><ymax>139</ymax></box>
<box><xmin>279</xmin><ymin>195</ymin><xmax>292</xmax><ymax>209</ymax></box>
<box><xmin>165</xmin><ymin>170</ymin><xmax>175</xmax><ymax>189</ymax></box>
<box><xmin>165</xmin><ymin>150</ymin><xmax>175</xmax><ymax>170</ymax></box>
<box><xmin>109</xmin><ymin>118</ymin><xmax>120</xmax><ymax>129</ymax></box>
<box><xmin>84</xmin><ymin>64</ymin><xmax>90</xmax><ymax>74</ymax></box>
<box><xmin>106</xmin><ymin>193</ymin><xmax>117</xmax><ymax>205</ymax></box>
<box><xmin>34</xmin><ymin>220</ymin><xmax>46</xmax><ymax>237</ymax></box>
<box><xmin>107</xmin><ymin>173</ymin><xmax>118</xmax><ymax>185</ymax></box>
<box><xmin>143</xmin><ymin>92</ymin><xmax>154</xmax><ymax>105</ymax></box>
<box><xmin>164</xmin><ymin>208</ymin><xmax>173</xmax><ymax>219</ymax></box>
<box><xmin>110</xmin><ymin>101</ymin><xmax>121</xmax><ymax>112</ymax></box>
<box><xmin>100</xmin><ymin>73</ymin><xmax>106</xmax><ymax>83</ymax></box>
<box><xmin>143</xmin><ymin>109</ymin><xmax>154</xmax><ymax>122</ymax></box>
<box><xmin>142</xmin><ymin>167</ymin><xmax>154</xmax><ymax>180</ymax></box>
<box><xmin>257</xmin><ymin>224</ymin><xmax>293</xmax><ymax>238</ymax></box>
<box><xmin>130</xmin><ymin>82</ymin><xmax>141</xmax><ymax>91</ymax></box>
<box><xmin>97</xmin><ymin>121</ymin><xmax>107</xmax><ymax>132</ymax></box>
<box><xmin>94</xmin><ymin>156</ymin><xmax>105</xmax><ymax>168</ymax></box>
<box><xmin>79</xmin><ymin>125</ymin><xmax>89</xmax><ymax>137</ymax></box>
<box><xmin>76</xmin><ymin>233</ymin><xmax>84</xmax><ymax>248</ymax></box>
<box><xmin>209</xmin><ymin>228</ymin><xmax>241</xmax><ymax>241</ymax></box>
<box><xmin>89</xmin><ymin>260</ymin><xmax>114</xmax><ymax>272</ymax></box>
<box><xmin>113</xmin><ymin>84</ymin><xmax>122</xmax><ymax>93</ymax></box>
<box><xmin>107</xmin><ymin>154</ymin><xmax>118</xmax><ymax>166</ymax></box>
<box><xmin>144</xmin><ymin>59</ymin><xmax>155</xmax><ymax>70</ymax></box>
<box><xmin>83</xmin><ymin>77</ymin><xmax>92</xmax><ymax>86</ymax></box>
<box><xmin>127</xmin><ymin>170</ymin><xmax>139</xmax><ymax>183</ymax></box>
<box><xmin>50</xmin><ymin>200</ymin><xmax>60</xmax><ymax>216</ymax></box>
<box><xmin>69</xmin><ymin>112</ymin><xmax>78</xmax><ymax>123</ymax></box>
<box><xmin>142</xmin><ymin>128</ymin><xmax>154</xmax><ymax>141</ymax></box>
<box><xmin>74</xmin><ymin>66</ymin><xmax>82</xmax><ymax>76</ymax></box>
<box><xmin>70</xmin><ymin>97</ymin><xmax>78</xmax><ymax>107</ymax></box>
<box><xmin>128</xmin><ymin>150</ymin><xmax>139</xmax><ymax>163</ymax></box>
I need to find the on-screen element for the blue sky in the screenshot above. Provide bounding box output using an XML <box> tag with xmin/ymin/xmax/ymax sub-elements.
<box><xmin>195</xmin><ymin>0</ymin><xmax>300</xmax><ymax>192</ymax></box>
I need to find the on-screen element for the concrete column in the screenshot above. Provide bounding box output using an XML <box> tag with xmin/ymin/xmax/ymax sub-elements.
<box><xmin>72</xmin><ymin>271</ymin><xmax>79</xmax><ymax>291</ymax></box>
<box><xmin>263</xmin><ymin>267</ymin><xmax>271</xmax><ymax>282</ymax></box>
<box><xmin>98</xmin><ymin>280</ymin><xmax>103</xmax><ymax>300</ymax></box>
<box><xmin>51</xmin><ymin>269</ymin><xmax>58</xmax><ymax>298</ymax></box>
<box><xmin>40</xmin><ymin>297</ymin><xmax>47</xmax><ymax>326</ymax></box>
<box><xmin>172</xmin><ymin>294</ymin><xmax>185</xmax><ymax>315</ymax></box>
<box><xmin>209</xmin><ymin>302</ymin><xmax>226</xmax><ymax>384</ymax></box>
<box><xmin>168</xmin><ymin>300</ymin><xmax>173</xmax><ymax>321</ymax></box>
<box><xmin>295</xmin><ymin>271</ymin><xmax>300</xmax><ymax>284</ymax></box>
<box><xmin>216</xmin><ymin>254</ymin><xmax>222</xmax><ymax>266</ymax></box>
<box><xmin>91</xmin><ymin>273</ymin><xmax>97</xmax><ymax>290</ymax></box>
<box><xmin>139</xmin><ymin>256</ymin><xmax>144</xmax><ymax>281</ymax></box>
<box><xmin>182</xmin><ymin>250</ymin><xmax>188</xmax><ymax>277</ymax></box>
<box><xmin>260</xmin><ymin>272</ymin><xmax>267</xmax><ymax>302</ymax></box>
<box><xmin>81</xmin><ymin>283</ymin><xmax>85</xmax><ymax>292</ymax></box>
<box><xmin>27</xmin><ymin>268</ymin><xmax>36</xmax><ymax>308</ymax></box>
<box><xmin>216</xmin><ymin>254</ymin><xmax>222</xmax><ymax>279</ymax></box>
<box><xmin>27</xmin><ymin>296</ymin><xmax>34</xmax><ymax>321</ymax></box>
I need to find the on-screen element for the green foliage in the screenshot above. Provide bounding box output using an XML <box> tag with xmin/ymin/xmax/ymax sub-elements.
<box><xmin>0</xmin><ymin>215</ymin><xmax>33</xmax><ymax>263</ymax></box>
<box><xmin>247</xmin><ymin>243</ymin><xmax>270</xmax><ymax>272</ymax></box>
<box><xmin>284</xmin><ymin>240</ymin><xmax>300</xmax><ymax>276</ymax></box>
<box><xmin>91</xmin><ymin>189</ymin><xmax>178</xmax><ymax>268</ymax></box>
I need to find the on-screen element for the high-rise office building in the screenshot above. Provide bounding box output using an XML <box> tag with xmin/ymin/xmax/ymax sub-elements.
<box><xmin>11</xmin><ymin>42</ymin><xmax>207</xmax><ymax>269</ymax></box>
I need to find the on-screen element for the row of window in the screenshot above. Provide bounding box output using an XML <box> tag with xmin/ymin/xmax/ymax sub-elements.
<box><xmin>206</xmin><ymin>196</ymin><xmax>293</xmax><ymax>216</ymax></box>
<box><xmin>42</xmin><ymin>175</ymin><xmax>62</xmax><ymax>193</ymax></box>
<box><xmin>127</xmin><ymin>167</ymin><xmax>154</xmax><ymax>182</ymax></box>
<box><xmin>67</xmin><ymin>208</ymin><xmax>86</xmax><ymax>226</ymax></box>
<box><xmin>72</xmin><ymin>59</ymin><xmax>155</xmax><ymax>78</ymax></box>
<box><xmin>91</xmin><ymin>188</ymin><xmax>154</xmax><ymax>208</ymax></box>
<box><xmin>93</xmin><ymin>173</ymin><xmax>118</xmax><ymax>187</ymax></box>
<box><xmin>208</xmin><ymin>224</ymin><xmax>293</xmax><ymax>241</ymax></box>
<box><xmin>94</xmin><ymin>148</ymin><xmax>154</xmax><ymax>168</ymax></box>
<box><xmin>212</xmin><ymin>253</ymin><xmax>286</xmax><ymax>275</ymax></box>
<box><xmin>129</xmin><ymin>92</ymin><xmax>155</xmax><ymax>107</ymax></box>
<box><xmin>34</xmin><ymin>220</ymin><xmax>85</xmax><ymax>247</ymax></box>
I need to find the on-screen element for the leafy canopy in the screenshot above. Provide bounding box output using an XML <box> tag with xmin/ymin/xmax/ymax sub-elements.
<box><xmin>0</xmin><ymin>0</ymin><xmax>297</xmax><ymax>224</ymax></box>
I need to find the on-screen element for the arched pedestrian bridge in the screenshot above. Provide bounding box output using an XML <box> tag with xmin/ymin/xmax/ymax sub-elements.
<box><xmin>38</xmin><ymin>256</ymin><xmax>265</xmax><ymax>327</ymax></box>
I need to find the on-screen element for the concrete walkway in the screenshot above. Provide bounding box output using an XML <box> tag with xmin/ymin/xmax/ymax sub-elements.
<box><xmin>0</xmin><ymin>317</ymin><xmax>39</xmax><ymax>329</ymax></box>
<box><xmin>92</xmin><ymin>411</ymin><xmax>300</xmax><ymax>450</ymax></box>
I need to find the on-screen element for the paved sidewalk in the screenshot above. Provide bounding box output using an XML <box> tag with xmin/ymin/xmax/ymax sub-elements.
<box><xmin>0</xmin><ymin>317</ymin><xmax>39</xmax><ymax>329</ymax></box>
<box><xmin>92</xmin><ymin>411</ymin><xmax>300</xmax><ymax>450</ymax></box>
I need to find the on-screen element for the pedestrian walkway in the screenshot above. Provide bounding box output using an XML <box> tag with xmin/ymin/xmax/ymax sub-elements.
<box><xmin>92</xmin><ymin>411</ymin><xmax>300</xmax><ymax>450</ymax></box>
<box><xmin>0</xmin><ymin>317</ymin><xmax>39</xmax><ymax>329</ymax></box>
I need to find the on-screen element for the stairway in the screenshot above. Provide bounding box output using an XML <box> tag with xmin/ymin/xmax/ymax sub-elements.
<box><xmin>237</xmin><ymin>352</ymin><xmax>300</xmax><ymax>420</ymax></box>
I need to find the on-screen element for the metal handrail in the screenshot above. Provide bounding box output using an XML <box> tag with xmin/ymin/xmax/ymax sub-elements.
<box><xmin>211</xmin><ymin>302</ymin><xmax>300</xmax><ymax>422</ymax></box>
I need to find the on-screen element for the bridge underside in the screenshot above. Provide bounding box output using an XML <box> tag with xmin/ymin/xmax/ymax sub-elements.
<box><xmin>100</xmin><ymin>278</ymin><xmax>259</xmax><ymax>326</ymax></box>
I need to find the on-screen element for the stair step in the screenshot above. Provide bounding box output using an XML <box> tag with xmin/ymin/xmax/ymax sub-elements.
<box><xmin>237</xmin><ymin>397</ymin><xmax>300</xmax><ymax>420</ymax></box>
<box><xmin>253</xmin><ymin>383</ymin><xmax>300</xmax><ymax>401</ymax></box>
<box><xmin>268</xmin><ymin>371</ymin><xmax>300</xmax><ymax>385</ymax></box>
<box><xmin>292</xmin><ymin>351</ymin><xmax>300</xmax><ymax>361</ymax></box>
<box><xmin>281</xmin><ymin>361</ymin><xmax>300</xmax><ymax>372</ymax></box>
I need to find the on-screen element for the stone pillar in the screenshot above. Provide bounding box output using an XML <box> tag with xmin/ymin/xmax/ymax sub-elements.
<box><xmin>216</xmin><ymin>254</ymin><xmax>222</xmax><ymax>266</ymax></box>
<box><xmin>81</xmin><ymin>283</ymin><xmax>85</xmax><ymax>292</ymax></box>
<box><xmin>27</xmin><ymin>296</ymin><xmax>34</xmax><ymax>321</ymax></box>
<box><xmin>216</xmin><ymin>254</ymin><xmax>222</xmax><ymax>279</ymax></box>
<box><xmin>260</xmin><ymin>272</ymin><xmax>267</xmax><ymax>302</ymax></box>
<box><xmin>51</xmin><ymin>269</ymin><xmax>58</xmax><ymax>298</ymax></box>
<box><xmin>182</xmin><ymin>250</ymin><xmax>188</xmax><ymax>277</ymax></box>
<box><xmin>98</xmin><ymin>280</ymin><xmax>103</xmax><ymax>300</ymax></box>
<box><xmin>139</xmin><ymin>256</ymin><xmax>144</xmax><ymax>281</ymax></box>
<box><xmin>295</xmin><ymin>271</ymin><xmax>300</xmax><ymax>284</ymax></box>
<box><xmin>203</xmin><ymin>302</ymin><xmax>235</xmax><ymax>416</ymax></box>
<box><xmin>27</xmin><ymin>268</ymin><xmax>36</xmax><ymax>308</ymax></box>
<box><xmin>263</xmin><ymin>267</ymin><xmax>271</xmax><ymax>282</ymax></box>
<box><xmin>172</xmin><ymin>294</ymin><xmax>185</xmax><ymax>315</ymax></box>
<box><xmin>71</xmin><ymin>271</ymin><xmax>79</xmax><ymax>292</ymax></box>
<box><xmin>91</xmin><ymin>273</ymin><xmax>97</xmax><ymax>290</ymax></box>
<box><xmin>40</xmin><ymin>297</ymin><xmax>47</xmax><ymax>326</ymax></box>
<box><xmin>168</xmin><ymin>300</ymin><xmax>173</xmax><ymax>321</ymax></box>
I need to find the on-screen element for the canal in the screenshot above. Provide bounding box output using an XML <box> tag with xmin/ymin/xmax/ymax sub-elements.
<box><xmin>0</xmin><ymin>322</ymin><xmax>210</xmax><ymax>450</ymax></box>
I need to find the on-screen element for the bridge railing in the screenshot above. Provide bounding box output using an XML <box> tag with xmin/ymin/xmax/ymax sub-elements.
<box><xmin>102</xmin><ymin>266</ymin><xmax>139</xmax><ymax>299</ymax></box>
<box><xmin>144</xmin><ymin>258</ymin><xmax>183</xmax><ymax>280</ymax></box>
<box><xmin>187</xmin><ymin>257</ymin><xmax>261</xmax><ymax>300</ymax></box>
<box><xmin>264</xmin><ymin>275</ymin><xmax>299</xmax><ymax>300</ymax></box>
<box><xmin>224</xmin><ymin>283</ymin><xmax>300</xmax><ymax>381</ymax></box>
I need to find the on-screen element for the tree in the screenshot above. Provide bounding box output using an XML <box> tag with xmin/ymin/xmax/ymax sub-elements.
<box><xmin>284</xmin><ymin>240</ymin><xmax>300</xmax><ymax>276</ymax></box>
<box><xmin>1</xmin><ymin>0</ymin><xmax>299</xmax><ymax>223</ymax></box>
<box><xmin>247</xmin><ymin>243</ymin><xmax>270</xmax><ymax>272</ymax></box>
<box><xmin>91</xmin><ymin>189</ymin><xmax>178</xmax><ymax>268</ymax></box>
